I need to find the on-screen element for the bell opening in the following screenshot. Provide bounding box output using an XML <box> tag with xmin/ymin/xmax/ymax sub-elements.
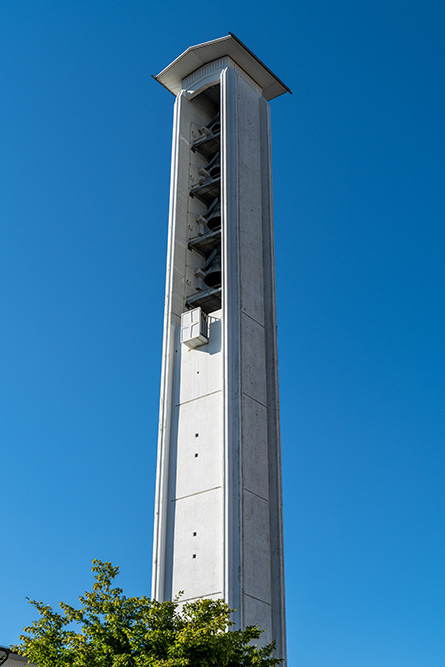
<box><xmin>203</xmin><ymin>270</ymin><xmax>222</xmax><ymax>288</ymax></box>
<box><xmin>186</xmin><ymin>86</ymin><xmax>222</xmax><ymax>314</ymax></box>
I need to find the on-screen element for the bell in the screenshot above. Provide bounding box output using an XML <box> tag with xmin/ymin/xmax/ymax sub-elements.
<box><xmin>209</xmin><ymin>112</ymin><xmax>220</xmax><ymax>135</ymax></box>
<box><xmin>204</xmin><ymin>198</ymin><xmax>221</xmax><ymax>231</ymax></box>
<box><xmin>203</xmin><ymin>248</ymin><xmax>222</xmax><ymax>288</ymax></box>
<box><xmin>207</xmin><ymin>152</ymin><xmax>220</xmax><ymax>179</ymax></box>
<box><xmin>199</xmin><ymin>112</ymin><xmax>220</xmax><ymax>138</ymax></box>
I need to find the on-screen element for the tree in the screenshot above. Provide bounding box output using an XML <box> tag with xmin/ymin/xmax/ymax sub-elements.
<box><xmin>14</xmin><ymin>560</ymin><xmax>281</xmax><ymax>666</ymax></box>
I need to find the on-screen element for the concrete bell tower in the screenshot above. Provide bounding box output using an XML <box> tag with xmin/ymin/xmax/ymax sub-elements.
<box><xmin>152</xmin><ymin>34</ymin><xmax>290</xmax><ymax>663</ymax></box>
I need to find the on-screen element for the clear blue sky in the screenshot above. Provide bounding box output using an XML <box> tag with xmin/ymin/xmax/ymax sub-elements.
<box><xmin>1</xmin><ymin>2</ymin><xmax>444</xmax><ymax>665</ymax></box>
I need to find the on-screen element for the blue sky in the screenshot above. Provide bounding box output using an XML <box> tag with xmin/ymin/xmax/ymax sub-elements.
<box><xmin>1</xmin><ymin>1</ymin><xmax>444</xmax><ymax>665</ymax></box>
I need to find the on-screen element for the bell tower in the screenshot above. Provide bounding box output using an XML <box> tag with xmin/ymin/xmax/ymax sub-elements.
<box><xmin>152</xmin><ymin>34</ymin><xmax>290</xmax><ymax>663</ymax></box>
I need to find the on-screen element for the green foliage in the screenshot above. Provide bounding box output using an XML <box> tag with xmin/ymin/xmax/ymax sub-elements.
<box><xmin>14</xmin><ymin>560</ymin><xmax>281</xmax><ymax>667</ymax></box>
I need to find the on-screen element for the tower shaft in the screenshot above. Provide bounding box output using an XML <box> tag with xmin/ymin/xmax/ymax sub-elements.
<box><xmin>152</xmin><ymin>36</ymin><xmax>288</xmax><ymax>662</ymax></box>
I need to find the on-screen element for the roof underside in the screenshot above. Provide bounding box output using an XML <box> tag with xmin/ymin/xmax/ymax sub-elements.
<box><xmin>155</xmin><ymin>33</ymin><xmax>291</xmax><ymax>101</ymax></box>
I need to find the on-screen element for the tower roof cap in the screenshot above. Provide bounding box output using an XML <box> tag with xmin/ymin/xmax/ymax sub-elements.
<box><xmin>154</xmin><ymin>33</ymin><xmax>291</xmax><ymax>101</ymax></box>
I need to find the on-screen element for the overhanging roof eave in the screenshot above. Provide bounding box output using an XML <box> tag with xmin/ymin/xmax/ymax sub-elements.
<box><xmin>154</xmin><ymin>33</ymin><xmax>291</xmax><ymax>101</ymax></box>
